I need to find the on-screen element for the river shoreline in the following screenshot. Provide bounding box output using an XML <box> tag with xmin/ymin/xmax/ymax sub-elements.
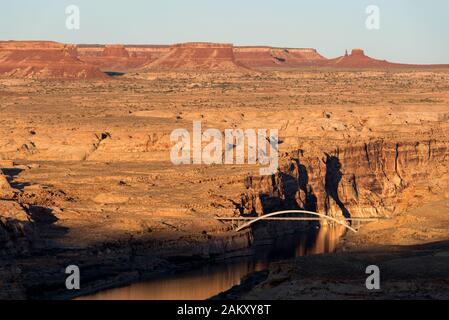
<box><xmin>74</xmin><ymin>222</ymin><xmax>343</xmax><ymax>300</ymax></box>
<box><xmin>40</xmin><ymin>221</ymin><xmax>317</xmax><ymax>300</ymax></box>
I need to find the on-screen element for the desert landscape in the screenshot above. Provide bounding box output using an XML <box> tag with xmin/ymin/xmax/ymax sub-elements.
<box><xmin>1</xmin><ymin>40</ymin><xmax>449</xmax><ymax>300</ymax></box>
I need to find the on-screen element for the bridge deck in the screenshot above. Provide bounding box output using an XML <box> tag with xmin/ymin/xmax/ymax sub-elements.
<box><xmin>216</xmin><ymin>217</ymin><xmax>384</xmax><ymax>222</ymax></box>
<box><xmin>216</xmin><ymin>210</ymin><xmax>389</xmax><ymax>233</ymax></box>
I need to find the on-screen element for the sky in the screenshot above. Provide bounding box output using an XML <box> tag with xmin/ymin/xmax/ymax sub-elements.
<box><xmin>1</xmin><ymin>0</ymin><xmax>448</xmax><ymax>64</ymax></box>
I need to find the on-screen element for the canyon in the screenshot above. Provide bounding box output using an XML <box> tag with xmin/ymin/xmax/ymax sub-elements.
<box><xmin>0</xmin><ymin>40</ymin><xmax>449</xmax><ymax>299</ymax></box>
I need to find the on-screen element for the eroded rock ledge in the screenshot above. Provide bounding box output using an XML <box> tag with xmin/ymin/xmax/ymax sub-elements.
<box><xmin>239</xmin><ymin>139</ymin><xmax>449</xmax><ymax>221</ymax></box>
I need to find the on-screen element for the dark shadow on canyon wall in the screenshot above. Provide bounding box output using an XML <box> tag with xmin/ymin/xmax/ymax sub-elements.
<box><xmin>254</xmin><ymin>157</ymin><xmax>318</xmax><ymax>215</ymax></box>
<box><xmin>2</xmin><ymin>167</ymin><xmax>31</xmax><ymax>190</ymax></box>
<box><xmin>324</xmin><ymin>154</ymin><xmax>351</xmax><ymax>221</ymax></box>
<box><xmin>238</xmin><ymin>154</ymin><xmax>354</xmax><ymax>222</ymax></box>
<box><xmin>28</xmin><ymin>206</ymin><xmax>69</xmax><ymax>239</ymax></box>
<box><xmin>297</xmin><ymin>160</ymin><xmax>318</xmax><ymax>212</ymax></box>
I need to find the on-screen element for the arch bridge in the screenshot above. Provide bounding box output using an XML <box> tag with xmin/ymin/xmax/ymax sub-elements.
<box><xmin>215</xmin><ymin>210</ymin><xmax>383</xmax><ymax>233</ymax></box>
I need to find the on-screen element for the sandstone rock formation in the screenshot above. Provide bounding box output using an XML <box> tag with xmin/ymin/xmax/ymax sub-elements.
<box><xmin>0</xmin><ymin>200</ymin><xmax>34</xmax><ymax>250</ymax></box>
<box><xmin>0</xmin><ymin>41</ymin><xmax>107</xmax><ymax>79</ymax></box>
<box><xmin>103</xmin><ymin>45</ymin><xmax>130</xmax><ymax>58</ymax></box>
<box><xmin>325</xmin><ymin>49</ymin><xmax>393</xmax><ymax>68</ymax></box>
<box><xmin>77</xmin><ymin>44</ymin><xmax>161</xmax><ymax>72</ymax></box>
<box><xmin>125</xmin><ymin>45</ymin><xmax>170</xmax><ymax>61</ymax></box>
<box><xmin>239</xmin><ymin>139</ymin><xmax>449</xmax><ymax>221</ymax></box>
<box><xmin>0</xmin><ymin>171</ymin><xmax>16</xmax><ymax>199</ymax></box>
<box><xmin>326</xmin><ymin>49</ymin><xmax>449</xmax><ymax>69</ymax></box>
<box><xmin>0</xmin><ymin>168</ymin><xmax>34</xmax><ymax>256</ymax></box>
<box><xmin>3</xmin><ymin>41</ymin><xmax>448</xmax><ymax>78</ymax></box>
<box><xmin>235</xmin><ymin>47</ymin><xmax>449</xmax><ymax>70</ymax></box>
<box><xmin>234</xmin><ymin>47</ymin><xmax>325</xmax><ymax>68</ymax></box>
<box><xmin>143</xmin><ymin>42</ymin><xmax>251</xmax><ymax>72</ymax></box>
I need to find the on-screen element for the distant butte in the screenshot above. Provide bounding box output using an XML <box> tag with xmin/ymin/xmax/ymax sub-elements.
<box><xmin>326</xmin><ymin>48</ymin><xmax>393</xmax><ymax>68</ymax></box>
<box><xmin>0</xmin><ymin>41</ymin><xmax>107</xmax><ymax>79</ymax></box>
<box><xmin>62</xmin><ymin>43</ymin><xmax>449</xmax><ymax>72</ymax></box>
<box><xmin>234</xmin><ymin>47</ymin><xmax>325</xmax><ymax>68</ymax></box>
<box><xmin>142</xmin><ymin>42</ymin><xmax>252</xmax><ymax>73</ymax></box>
<box><xmin>325</xmin><ymin>49</ymin><xmax>449</xmax><ymax>69</ymax></box>
<box><xmin>103</xmin><ymin>44</ymin><xmax>130</xmax><ymax>58</ymax></box>
<box><xmin>1</xmin><ymin>41</ymin><xmax>448</xmax><ymax>79</ymax></box>
<box><xmin>77</xmin><ymin>44</ymin><xmax>161</xmax><ymax>72</ymax></box>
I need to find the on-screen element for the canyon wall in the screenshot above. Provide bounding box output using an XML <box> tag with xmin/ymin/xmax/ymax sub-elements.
<box><xmin>239</xmin><ymin>139</ymin><xmax>449</xmax><ymax>220</ymax></box>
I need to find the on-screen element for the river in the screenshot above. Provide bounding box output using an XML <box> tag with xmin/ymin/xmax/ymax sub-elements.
<box><xmin>79</xmin><ymin>226</ymin><xmax>346</xmax><ymax>300</ymax></box>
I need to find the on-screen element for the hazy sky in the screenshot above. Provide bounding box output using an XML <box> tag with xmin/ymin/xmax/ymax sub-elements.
<box><xmin>1</xmin><ymin>0</ymin><xmax>448</xmax><ymax>63</ymax></box>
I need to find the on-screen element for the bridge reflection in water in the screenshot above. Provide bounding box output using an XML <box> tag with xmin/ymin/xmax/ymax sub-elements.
<box><xmin>79</xmin><ymin>226</ymin><xmax>346</xmax><ymax>300</ymax></box>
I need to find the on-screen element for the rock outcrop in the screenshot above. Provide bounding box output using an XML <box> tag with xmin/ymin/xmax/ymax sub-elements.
<box><xmin>239</xmin><ymin>139</ymin><xmax>449</xmax><ymax>221</ymax></box>
<box><xmin>143</xmin><ymin>42</ymin><xmax>252</xmax><ymax>72</ymax></box>
<box><xmin>0</xmin><ymin>169</ymin><xmax>34</xmax><ymax>256</ymax></box>
<box><xmin>2</xmin><ymin>41</ymin><xmax>448</xmax><ymax>77</ymax></box>
<box><xmin>326</xmin><ymin>49</ymin><xmax>449</xmax><ymax>69</ymax></box>
<box><xmin>0</xmin><ymin>41</ymin><xmax>107</xmax><ymax>79</ymax></box>
<box><xmin>325</xmin><ymin>49</ymin><xmax>393</xmax><ymax>68</ymax></box>
<box><xmin>0</xmin><ymin>171</ymin><xmax>16</xmax><ymax>199</ymax></box>
<box><xmin>234</xmin><ymin>47</ymin><xmax>449</xmax><ymax>70</ymax></box>
<box><xmin>77</xmin><ymin>44</ymin><xmax>159</xmax><ymax>72</ymax></box>
<box><xmin>102</xmin><ymin>45</ymin><xmax>130</xmax><ymax>58</ymax></box>
<box><xmin>234</xmin><ymin>47</ymin><xmax>325</xmax><ymax>68</ymax></box>
<box><xmin>0</xmin><ymin>200</ymin><xmax>34</xmax><ymax>252</ymax></box>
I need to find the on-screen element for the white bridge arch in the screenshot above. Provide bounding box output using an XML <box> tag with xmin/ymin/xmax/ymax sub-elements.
<box><xmin>233</xmin><ymin>210</ymin><xmax>358</xmax><ymax>233</ymax></box>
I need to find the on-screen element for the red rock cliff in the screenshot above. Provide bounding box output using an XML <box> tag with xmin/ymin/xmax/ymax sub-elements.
<box><xmin>0</xmin><ymin>41</ymin><xmax>107</xmax><ymax>79</ymax></box>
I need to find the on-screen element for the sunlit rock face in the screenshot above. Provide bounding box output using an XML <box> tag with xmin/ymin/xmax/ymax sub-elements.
<box><xmin>0</xmin><ymin>41</ymin><xmax>107</xmax><ymax>79</ymax></box>
<box><xmin>240</xmin><ymin>139</ymin><xmax>449</xmax><ymax>220</ymax></box>
<box><xmin>77</xmin><ymin>44</ymin><xmax>158</xmax><ymax>72</ymax></box>
<box><xmin>143</xmin><ymin>42</ymin><xmax>252</xmax><ymax>72</ymax></box>
<box><xmin>102</xmin><ymin>45</ymin><xmax>130</xmax><ymax>58</ymax></box>
<box><xmin>234</xmin><ymin>47</ymin><xmax>325</xmax><ymax>68</ymax></box>
<box><xmin>324</xmin><ymin>48</ymin><xmax>449</xmax><ymax>69</ymax></box>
